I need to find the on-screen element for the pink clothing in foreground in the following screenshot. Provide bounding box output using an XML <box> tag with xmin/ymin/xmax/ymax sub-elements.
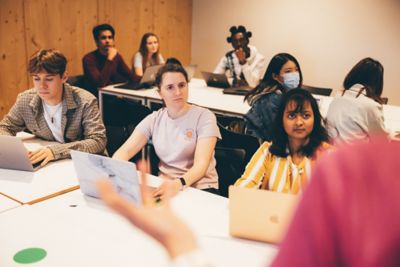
<box><xmin>271</xmin><ymin>137</ymin><xmax>400</xmax><ymax>267</ymax></box>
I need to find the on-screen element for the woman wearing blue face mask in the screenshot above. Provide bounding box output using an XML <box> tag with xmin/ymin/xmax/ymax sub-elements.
<box><xmin>244</xmin><ymin>53</ymin><xmax>303</xmax><ymax>141</ymax></box>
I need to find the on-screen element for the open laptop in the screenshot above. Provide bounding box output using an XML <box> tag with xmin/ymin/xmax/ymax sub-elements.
<box><xmin>71</xmin><ymin>150</ymin><xmax>144</xmax><ymax>205</ymax></box>
<box><xmin>229</xmin><ymin>186</ymin><xmax>298</xmax><ymax>244</ymax></box>
<box><xmin>201</xmin><ymin>71</ymin><xmax>230</xmax><ymax>88</ymax></box>
<box><xmin>0</xmin><ymin>136</ymin><xmax>42</xmax><ymax>172</ymax></box>
<box><xmin>201</xmin><ymin>71</ymin><xmax>252</xmax><ymax>95</ymax></box>
<box><xmin>115</xmin><ymin>64</ymin><xmax>163</xmax><ymax>90</ymax></box>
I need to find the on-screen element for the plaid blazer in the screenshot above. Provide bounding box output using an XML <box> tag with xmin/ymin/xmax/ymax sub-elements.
<box><xmin>0</xmin><ymin>83</ymin><xmax>107</xmax><ymax>160</ymax></box>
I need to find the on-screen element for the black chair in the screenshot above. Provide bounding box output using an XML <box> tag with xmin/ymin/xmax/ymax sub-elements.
<box><xmin>67</xmin><ymin>75</ymin><xmax>86</xmax><ymax>89</ymax></box>
<box><xmin>301</xmin><ymin>85</ymin><xmax>333</xmax><ymax>96</ymax></box>
<box><xmin>105</xmin><ymin>99</ymin><xmax>151</xmax><ymax>160</ymax></box>
<box><xmin>215</xmin><ymin>123</ymin><xmax>259</xmax><ymax>197</ymax></box>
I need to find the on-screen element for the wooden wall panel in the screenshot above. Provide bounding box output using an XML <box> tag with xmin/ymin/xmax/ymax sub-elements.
<box><xmin>98</xmin><ymin>0</ymin><xmax>154</xmax><ymax>68</ymax></box>
<box><xmin>0</xmin><ymin>0</ymin><xmax>28</xmax><ymax>117</ymax></box>
<box><xmin>154</xmin><ymin>0</ymin><xmax>192</xmax><ymax>65</ymax></box>
<box><xmin>23</xmin><ymin>0</ymin><xmax>98</xmax><ymax>76</ymax></box>
<box><xmin>0</xmin><ymin>0</ymin><xmax>192</xmax><ymax>119</ymax></box>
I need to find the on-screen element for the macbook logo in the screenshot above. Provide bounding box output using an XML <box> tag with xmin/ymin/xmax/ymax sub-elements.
<box><xmin>269</xmin><ymin>215</ymin><xmax>279</xmax><ymax>224</ymax></box>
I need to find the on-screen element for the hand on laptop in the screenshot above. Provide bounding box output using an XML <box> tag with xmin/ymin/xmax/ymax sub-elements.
<box><xmin>97</xmin><ymin>160</ymin><xmax>198</xmax><ymax>259</ymax></box>
<box><xmin>28</xmin><ymin>147</ymin><xmax>55</xmax><ymax>167</ymax></box>
<box><xmin>153</xmin><ymin>179</ymin><xmax>182</xmax><ymax>200</ymax></box>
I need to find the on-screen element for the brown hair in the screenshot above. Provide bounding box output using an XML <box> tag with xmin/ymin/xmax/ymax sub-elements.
<box><xmin>28</xmin><ymin>49</ymin><xmax>67</xmax><ymax>76</ymax></box>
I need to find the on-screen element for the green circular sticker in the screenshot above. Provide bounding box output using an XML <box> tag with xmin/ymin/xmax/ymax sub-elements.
<box><xmin>13</xmin><ymin>248</ymin><xmax>47</xmax><ymax>264</ymax></box>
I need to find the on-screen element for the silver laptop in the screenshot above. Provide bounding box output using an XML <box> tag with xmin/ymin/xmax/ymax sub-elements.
<box><xmin>70</xmin><ymin>150</ymin><xmax>142</xmax><ymax>205</ymax></box>
<box><xmin>0</xmin><ymin>136</ymin><xmax>41</xmax><ymax>172</ymax></box>
<box><xmin>229</xmin><ymin>186</ymin><xmax>299</xmax><ymax>244</ymax></box>
<box><xmin>115</xmin><ymin>64</ymin><xmax>163</xmax><ymax>90</ymax></box>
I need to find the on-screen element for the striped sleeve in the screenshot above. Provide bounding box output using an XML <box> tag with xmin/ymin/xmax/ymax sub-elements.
<box><xmin>234</xmin><ymin>142</ymin><xmax>271</xmax><ymax>188</ymax></box>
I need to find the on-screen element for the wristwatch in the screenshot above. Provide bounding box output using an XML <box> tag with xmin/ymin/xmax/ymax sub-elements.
<box><xmin>178</xmin><ymin>177</ymin><xmax>187</xmax><ymax>190</ymax></box>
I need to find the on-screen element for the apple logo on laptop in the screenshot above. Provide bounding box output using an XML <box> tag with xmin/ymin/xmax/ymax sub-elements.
<box><xmin>269</xmin><ymin>215</ymin><xmax>279</xmax><ymax>224</ymax></box>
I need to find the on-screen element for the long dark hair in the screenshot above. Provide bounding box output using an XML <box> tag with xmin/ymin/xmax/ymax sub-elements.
<box><xmin>138</xmin><ymin>33</ymin><xmax>161</xmax><ymax>69</ymax></box>
<box><xmin>343</xmin><ymin>57</ymin><xmax>384</xmax><ymax>104</ymax></box>
<box><xmin>245</xmin><ymin>53</ymin><xmax>303</xmax><ymax>105</ymax></box>
<box><xmin>269</xmin><ymin>89</ymin><xmax>329</xmax><ymax>158</ymax></box>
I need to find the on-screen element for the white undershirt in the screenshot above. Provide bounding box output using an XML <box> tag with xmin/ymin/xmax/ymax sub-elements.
<box><xmin>42</xmin><ymin>102</ymin><xmax>64</xmax><ymax>143</ymax></box>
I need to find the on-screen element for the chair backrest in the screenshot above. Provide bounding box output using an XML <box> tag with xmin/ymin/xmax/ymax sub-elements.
<box><xmin>67</xmin><ymin>75</ymin><xmax>86</xmax><ymax>89</ymax></box>
<box><xmin>105</xmin><ymin>99</ymin><xmax>151</xmax><ymax>158</ymax></box>
<box><xmin>215</xmin><ymin>123</ymin><xmax>259</xmax><ymax>197</ymax></box>
<box><xmin>301</xmin><ymin>85</ymin><xmax>333</xmax><ymax>96</ymax></box>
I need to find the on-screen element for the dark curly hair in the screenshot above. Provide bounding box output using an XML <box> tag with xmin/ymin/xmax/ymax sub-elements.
<box><xmin>269</xmin><ymin>89</ymin><xmax>329</xmax><ymax>158</ymax></box>
<box><xmin>226</xmin><ymin>25</ymin><xmax>252</xmax><ymax>43</ymax></box>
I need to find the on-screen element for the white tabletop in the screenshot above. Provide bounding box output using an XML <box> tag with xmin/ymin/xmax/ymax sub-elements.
<box><xmin>101</xmin><ymin>79</ymin><xmax>400</xmax><ymax>131</ymax></box>
<box><xmin>0</xmin><ymin>194</ymin><xmax>21</xmax><ymax>213</ymax></box>
<box><xmin>100</xmin><ymin>78</ymin><xmax>251</xmax><ymax>117</ymax></box>
<box><xmin>0</xmin><ymin>183</ymin><xmax>277</xmax><ymax>267</ymax></box>
<box><xmin>0</xmin><ymin>159</ymin><xmax>79</xmax><ymax>204</ymax></box>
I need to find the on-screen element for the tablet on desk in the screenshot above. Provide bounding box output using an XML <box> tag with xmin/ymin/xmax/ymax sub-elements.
<box><xmin>71</xmin><ymin>150</ymin><xmax>144</xmax><ymax>205</ymax></box>
<box><xmin>0</xmin><ymin>136</ymin><xmax>42</xmax><ymax>172</ymax></box>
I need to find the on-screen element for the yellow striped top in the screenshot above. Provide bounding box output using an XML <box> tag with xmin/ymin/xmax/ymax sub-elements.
<box><xmin>234</xmin><ymin>142</ymin><xmax>331</xmax><ymax>194</ymax></box>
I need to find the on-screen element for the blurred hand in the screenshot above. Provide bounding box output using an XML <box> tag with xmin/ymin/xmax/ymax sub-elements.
<box><xmin>153</xmin><ymin>179</ymin><xmax>182</xmax><ymax>200</ymax></box>
<box><xmin>97</xmin><ymin>160</ymin><xmax>197</xmax><ymax>259</ymax></box>
<box><xmin>235</xmin><ymin>48</ymin><xmax>247</xmax><ymax>64</ymax></box>
<box><xmin>28</xmin><ymin>147</ymin><xmax>54</xmax><ymax>167</ymax></box>
<box><xmin>107</xmin><ymin>47</ymin><xmax>117</xmax><ymax>60</ymax></box>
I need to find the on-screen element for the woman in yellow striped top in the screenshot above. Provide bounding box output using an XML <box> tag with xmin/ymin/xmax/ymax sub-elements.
<box><xmin>235</xmin><ymin>89</ymin><xmax>331</xmax><ymax>193</ymax></box>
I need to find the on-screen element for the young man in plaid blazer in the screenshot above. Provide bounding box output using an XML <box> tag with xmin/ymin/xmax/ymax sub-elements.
<box><xmin>0</xmin><ymin>49</ymin><xmax>107</xmax><ymax>167</ymax></box>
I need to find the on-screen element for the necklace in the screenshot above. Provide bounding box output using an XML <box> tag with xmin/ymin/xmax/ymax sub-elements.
<box><xmin>43</xmin><ymin>103</ymin><xmax>62</xmax><ymax>124</ymax></box>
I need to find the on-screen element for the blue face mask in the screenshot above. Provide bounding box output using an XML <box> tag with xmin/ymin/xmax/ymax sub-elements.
<box><xmin>282</xmin><ymin>72</ymin><xmax>300</xmax><ymax>90</ymax></box>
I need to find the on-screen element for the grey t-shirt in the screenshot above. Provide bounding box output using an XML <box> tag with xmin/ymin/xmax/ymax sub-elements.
<box><xmin>136</xmin><ymin>105</ymin><xmax>221</xmax><ymax>189</ymax></box>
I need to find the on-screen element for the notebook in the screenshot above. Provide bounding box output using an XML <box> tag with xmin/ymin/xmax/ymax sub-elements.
<box><xmin>70</xmin><ymin>150</ymin><xmax>142</xmax><ymax>205</ymax></box>
<box><xmin>115</xmin><ymin>64</ymin><xmax>163</xmax><ymax>90</ymax></box>
<box><xmin>229</xmin><ymin>186</ymin><xmax>298</xmax><ymax>244</ymax></box>
<box><xmin>0</xmin><ymin>136</ymin><xmax>42</xmax><ymax>172</ymax></box>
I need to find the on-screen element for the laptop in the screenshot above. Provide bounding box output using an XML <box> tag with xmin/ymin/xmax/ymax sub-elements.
<box><xmin>201</xmin><ymin>71</ymin><xmax>230</xmax><ymax>88</ymax></box>
<box><xmin>71</xmin><ymin>150</ymin><xmax>143</xmax><ymax>205</ymax></box>
<box><xmin>229</xmin><ymin>186</ymin><xmax>298</xmax><ymax>244</ymax></box>
<box><xmin>201</xmin><ymin>71</ymin><xmax>252</xmax><ymax>95</ymax></box>
<box><xmin>115</xmin><ymin>64</ymin><xmax>163</xmax><ymax>90</ymax></box>
<box><xmin>0</xmin><ymin>136</ymin><xmax>42</xmax><ymax>172</ymax></box>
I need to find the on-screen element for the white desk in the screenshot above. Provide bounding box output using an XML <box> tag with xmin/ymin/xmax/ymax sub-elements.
<box><xmin>0</xmin><ymin>194</ymin><xmax>21</xmax><ymax>213</ymax></box>
<box><xmin>0</xmin><ymin>136</ymin><xmax>79</xmax><ymax>204</ymax></box>
<box><xmin>99</xmin><ymin>79</ymin><xmax>400</xmax><ymax>132</ymax></box>
<box><xmin>99</xmin><ymin>78</ymin><xmax>251</xmax><ymax>118</ymax></box>
<box><xmin>0</xmin><ymin>180</ymin><xmax>277</xmax><ymax>267</ymax></box>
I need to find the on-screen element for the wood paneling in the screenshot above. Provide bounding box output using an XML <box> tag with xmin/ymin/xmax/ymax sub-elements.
<box><xmin>98</xmin><ymin>0</ymin><xmax>154</xmax><ymax>68</ymax></box>
<box><xmin>0</xmin><ymin>0</ymin><xmax>191</xmax><ymax>118</ymax></box>
<box><xmin>23</xmin><ymin>0</ymin><xmax>98</xmax><ymax>76</ymax></box>
<box><xmin>154</xmin><ymin>0</ymin><xmax>192</xmax><ymax>65</ymax></box>
<box><xmin>0</xmin><ymin>0</ymin><xmax>28</xmax><ymax>115</ymax></box>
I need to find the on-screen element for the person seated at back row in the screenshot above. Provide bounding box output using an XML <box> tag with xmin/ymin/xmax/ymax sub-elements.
<box><xmin>235</xmin><ymin>89</ymin><xmax>331</xmax><ymax>193</ymax></box>
<box><xmin>0</xmin><ymin>49</ymin><xmax>107</xmax><ymax>167</ymax></box>
<box><xmin>245</xmin><ymin>53</ymin><xmax>303</xmax><ymax>141</ymax></box>
<box><xmin>83</xmin><ymin>23</ymin><xmax>136</xmax><ymax>97</ymax></box>
<box><xmin>113</xmin><ymin>64</ymin><xmax>221</xmax><ymax>198</ymax></box>
<box><xmin>326</xmin><ymin>57</ymin><xmax>399</xmax><ymax>144</ymax></box>
<box><xmin>132</xmin><ymin>33</ymin><xmax>165</xmax><ymax>78</ymax></box>
<box><xmin>214</xmin><ymin>25</ymin><xmax>266</xmax><ymax>88</ymax></box>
